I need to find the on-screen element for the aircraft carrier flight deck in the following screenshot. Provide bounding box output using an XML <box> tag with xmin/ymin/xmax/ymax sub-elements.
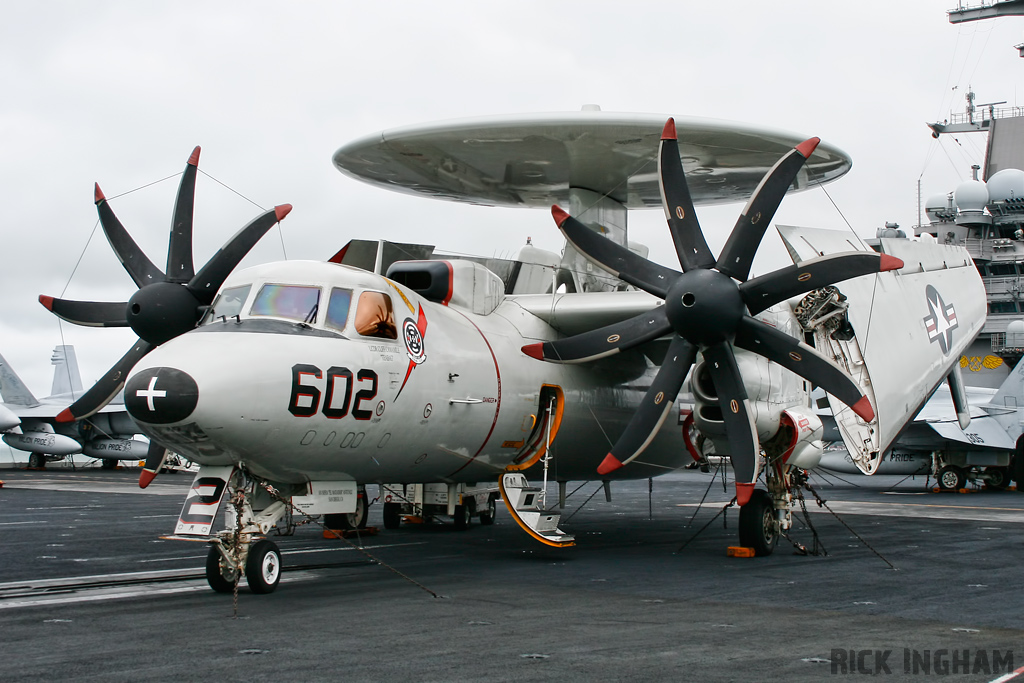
<box><xmin>1</xmin><ymin>465</ymin><xmax>1022</xmax><ymax>682</ymax></box>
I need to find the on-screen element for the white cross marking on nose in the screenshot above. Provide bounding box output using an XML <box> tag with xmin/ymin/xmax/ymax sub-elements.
<box><xmin>136</xmin><ymin>376</ymin><xmax>167</xmax><ymax>411</ymax></box>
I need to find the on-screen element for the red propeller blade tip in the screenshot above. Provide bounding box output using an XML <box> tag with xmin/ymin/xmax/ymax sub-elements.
<box><xmin>735</xmin><ymin>482</ymin><xmax>755</xmax><ymax>507</ymax></box>
<box><xmin>275</xmin><ymin>204</ymin><xmax>293</xmax><ymax>221</ymax></box>
<box><xmin>596</xmin><ymin>453</ymin><xmax>624</xmax><ymax>475</ymax></box>
<box><xmin>795</xmin><ymin>137</ymin><xmax>820</xmax><ymax>159</ymax></box>
<box><xmin>139</xmin><ymin>469</ymin><xmax>157</xmax><ymax>489</ymax></box>
<box><xmin>38</xmin><ymin>295</ymin><xmax>54</xmax><ymax>311</ymax></box>
<box><xmin>879</xmin><ymin>254</ymin><xmax>904</xmax><ymax>272</ymax></box>
<box><xmin>521</xmin><ymin>343</ymin><xmax>544</xmax><ymax>360</ymax></box>
<box><xmin>551</xmin><ymin>205</ymin><xmax>570</xmax><ymax>228</ymax></box>
<box><xmin>661</xmin><ymin>118</ymin><xmax>677</xmax><ymax>141</ymax></box>
<box><xmin>188</xmin><ymin>146</ymin><xmax>201</xmax><ymax>166</ymax></box>
<box><xmin>94</xmin><ymin>183</ymin><xmax>105</xmax><ymax>204</ymax></box>
<box><xmin>851</xmin><ymin>396</ymin><xmax>875</xmax><ymax>422</ymax></box>
<box><xmin>56</xmin><ymin>408</ymin><xmax>75</xmax><ymax>424</ymax></box>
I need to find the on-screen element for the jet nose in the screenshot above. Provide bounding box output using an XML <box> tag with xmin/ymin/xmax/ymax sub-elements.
<box><xmin>124</xmin><ymin>367</ymin><xmax>199</xmax><ymax>424</ymax></box>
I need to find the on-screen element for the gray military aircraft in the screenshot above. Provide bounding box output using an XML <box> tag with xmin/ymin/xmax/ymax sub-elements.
<box><xmin>38</xmin><ymin>111</ymin><xmax>985</xmax><ymax>593</ymax></box>
<box><xmin>818</xmin><ymin>356</ymin><xmax>1024</xmax><ymax>489</ymax></box>
<box><xmin>0</xmin><ymin>345</ymin><xmax>147</xmax><ymax>468</ymax></box>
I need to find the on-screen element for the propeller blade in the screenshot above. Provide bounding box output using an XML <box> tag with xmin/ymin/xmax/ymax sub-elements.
<box><xmin>739</xmin><ymin>252</ymin><xmax>904</xmax><ymax>314</ymax></box>
<box><xmin>658</xmin><ymin>118</ymin><xmax>716</xmax><ymax>272</ymax></box>
<box><xmin>38</xmin><ymin>296</ymin><xmax>128</xmax><ymax>327</ymax></box>
<box><xmin>55</xmin><ymin>340</ymin><xmax>154</xmax><ymax>423</ymax></box>
<box><xmin>94</xmin><ymin>183</ymin><xmax>164</xmax><ymax>289</ymax></box>
<box><xmin>166</xmin><ymin>146</ymin><xmax>200</xmax><ymax>284</ymax></box>
<box><xmin>552</xmin><ymin>206</ymin><xmax>680</xmax><ymax>298</ymax></box>
<box><xmin>597</xmin><ymin>336</ymin><xmax>695</xmax><ymax>475</ymax></box>
<box><xmin>715</xmin><ymin>138</ymin><xmax>820</xmax><ymax>282</ymax></box>
<box><xmin>702</xmin><ymin>343</ymin><xmax>759</xmax><ymax>505</ymax></box>
<box><xmin>139</xmin><ymin>441</ymin><xmax>168</xmax><ymax>489</ymax></box>
<box><xmin>187</xmin><ymin>204</ymin><xmax>292</xmax><ymax>304</ymax></box>
<box><xmin>522</xmin><ymin>307</ymin><xmax>671</xmax><ymax>363</ymax></box>
<box><xmin>734</xmin><ymin>316</ymin><xmax>874</xmax><ymax>421</ymax></box>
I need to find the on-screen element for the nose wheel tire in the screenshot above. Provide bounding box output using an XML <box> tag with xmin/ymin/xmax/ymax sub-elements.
<box><xmin>245</xmin><ymin>540</ymin><xmax>282</xmax><ymax>594</ymax></box>
<box><xmin>738</xmin><ymin>489</ymin><xmax>779</xmax><ymax>557</ymax></box>
<box><xmin>205</xmin><ymin>546</ymin><xmax>238</xmax><ymax>594</ymax></box>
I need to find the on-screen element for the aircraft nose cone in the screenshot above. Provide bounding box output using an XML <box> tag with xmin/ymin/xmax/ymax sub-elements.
<box><xmin>124</xmin><ymin>367</ymin><xmax>199</xmax><ymax>424</ymax></box>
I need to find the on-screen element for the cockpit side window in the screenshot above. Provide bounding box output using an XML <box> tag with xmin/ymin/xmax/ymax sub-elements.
<box><xmin>354</xmin><ymin>291</ymin><xmax>397</xmax><ymax>339</ymax></box>
<box><xmin>325</xmin><ymin>288</ymin><xmax>353</xmax><ymax>332</ymax></box>
<box><xmin>250</xmin><ymin>284</ymin><xmax>321</xmax><ymax>323</ymax></box>
<box><xmin>202</xmin><ymin>284</ymin><xmax>252</xmax><ymax>325</ymax></box>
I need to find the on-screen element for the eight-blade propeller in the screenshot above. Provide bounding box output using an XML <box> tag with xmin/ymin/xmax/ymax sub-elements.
<box><xmin>40</xmin><ymin>147</ymin><xmax>291</xmax><ymax>422</ymax></box>
<box><xmin>523</xmin><ymin>119</ymin><xmax>902</xmax><ymax>506</ymax></box>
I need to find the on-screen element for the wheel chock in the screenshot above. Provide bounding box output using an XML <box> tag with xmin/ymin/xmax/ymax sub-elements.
<box><xmin>322</xmin><ymin>526</ymin><xmax>379</xmax><ymax>540</ymax></box>
<box><xmin>727</xmin><ymin>546</ymin><xmax>755</xmax><ymax>558</ymax></box>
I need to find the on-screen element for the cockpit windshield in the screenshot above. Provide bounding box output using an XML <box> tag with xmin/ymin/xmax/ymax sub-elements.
<box><xmin>354</xmin><ymin>291</ymin><xmax>396</xmax><ymax>339</ymax></box>
<box><xmin>202</xmin><ymin>284</ymin><xmax>251</xmax><ymax>325</ymax></box>
<box><xmin>325</xmin><ymin>288</ymin><xmax>353</xmax><ymax>333</ymax></box>
<box><xmin>250</xmin><ymin>284</ymin><xmax>321</xmax><ymax>324</ymax></box>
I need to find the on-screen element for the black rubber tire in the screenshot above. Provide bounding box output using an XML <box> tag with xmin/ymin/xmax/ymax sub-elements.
<box><xmin>937</xmin><ymin>465</ymin><xmax>966</xmax><ymax>490</ymax></box>
<box><xmin>245</xmin><ymin>540</ymin><xmax>282</xmax><ymax>595</ymax></box>
<box><xmin>325</xmin><ymin>494</ymin><xmax>368</xmax><ymax>530</ymax></box>
<box><xmin>453</xmin><ymin>499</ymin><xmax>474</xmax><ymax>531</ymax></box>
<box><xmin>985</xmin><ymin>466</ymin><xmax>1010</xmax><ymax>491</ymax></box>
<box><xmin>1013</xmin><ymin>436</ymin><xmax>1024</xmax><ymax>488</ymax></box>
<box><xmin>205</xmin><ymin>546</ymin><xmax>237</xmax><ymax>594</ymax></box>
<box><xmin>738</xmin><ymin>489</ymin><xmax>778</xmax><ymax>557</ymax></box>
<box><xmin>478</xmin><ymin>494</ymin><xmax>497</xmax><ymax>526</ymax></box>
<box><xmin>27</xmin><ymin>453</ymin><xmax>46</xmax><ymax>469</ymax></box>
<box><xmin>100</xmin><ymin>459</ymin><xmax>117</xmax><ymax>470</ymax></box>
<box><xmin>382</xmin><ymin>502</ymin><xmax>402</xmax><ymax>530</ymax></box>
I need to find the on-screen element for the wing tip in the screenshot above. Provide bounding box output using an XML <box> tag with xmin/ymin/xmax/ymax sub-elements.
<box><xmin>596</xmin><ymin>453</ymin><xmax>623</xmax><ymax>475</ymax></box>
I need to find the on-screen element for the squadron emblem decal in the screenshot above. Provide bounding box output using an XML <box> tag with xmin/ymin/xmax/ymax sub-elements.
<box><xmin>923</xmin><ymin>285</ymin><xmax>958</xmax><ymax>355</ymax></box>
<box><xmin>395</xmin><ymin>307</ymin><xmax>428</xmax><ymax>401</ymax></box>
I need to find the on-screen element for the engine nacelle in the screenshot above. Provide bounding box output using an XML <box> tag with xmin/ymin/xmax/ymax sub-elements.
<box><xmin>81</xmin><ymin>438</ymin><xmax>149</xmax><ymax>460</ymax></box>
<box><xmin>3</xmin><ymin>431</ymin><xmax>82</xmax><ymax>456</ymax></box>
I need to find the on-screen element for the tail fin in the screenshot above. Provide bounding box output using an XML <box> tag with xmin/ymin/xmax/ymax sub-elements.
<box><xmin>49</xmin><ymin>345</ymin><xmax>83</xmax><ymax>398</ymax></box>
<box><xmin>0</xmin><ymin>351</ymin><xmax>40</xmax><ymax>407</ymax></box>
<box><xmin>991</xmin><ymin>355</ymin><xmax>1024</xmax><ymax>410</ymax></box>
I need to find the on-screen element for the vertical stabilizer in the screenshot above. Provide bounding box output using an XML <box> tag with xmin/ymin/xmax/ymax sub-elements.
<box><xmin>990</xmin><ymin>355</ymin><xmax>1024</xmax><ymax>412</ymax></box>
<box><xmin>50</xmin><ymin>345</ymin><xmax>83</xmax><ymax>398</ymax></box>
<box><xmin>0</xmin><ymin>351</ymin><xmax>40</xmax><ymax>408</ymax></box>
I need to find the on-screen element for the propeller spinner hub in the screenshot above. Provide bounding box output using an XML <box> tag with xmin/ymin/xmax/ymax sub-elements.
<box><xmin>126</xmin><ymin>283</ymin><xmax>203</xmax><ymax>346</ymax></box>
<box><xmin>664</xmin><ymin>269</ymin><xmax>745</xmax><ymax>346</ymax></box>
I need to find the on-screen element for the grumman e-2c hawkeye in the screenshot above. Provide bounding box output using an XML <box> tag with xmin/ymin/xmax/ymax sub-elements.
<box><xmin>40</xmin><ymin>110</ymin><xmax>985</xmax><ymax>594</ymax></box>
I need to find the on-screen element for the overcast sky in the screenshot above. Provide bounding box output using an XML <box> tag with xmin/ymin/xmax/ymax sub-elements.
<box><xmin>1</xmin><ymin>1</ymin><xmax>1020</xmax><ymax>395</ymax></box>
